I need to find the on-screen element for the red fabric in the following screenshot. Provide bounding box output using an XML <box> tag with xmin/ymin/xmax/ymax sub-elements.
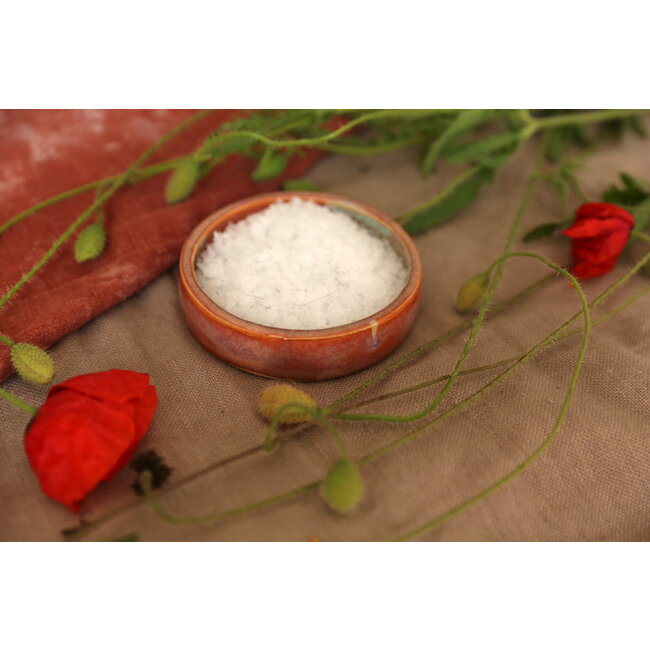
<box><xmin>563</xmin><ymin>202</ymin><xmax>635</xmax><ymax>279</ymax></box>
<box><xmin>0</xmin><ymin>110</ymin><xmax>325</xmax><ymax>381</ymax></box>
<box><xmin>24</xmin><ymin>370</ymin><xmax>157</xmax><ymax>511</ymax></box>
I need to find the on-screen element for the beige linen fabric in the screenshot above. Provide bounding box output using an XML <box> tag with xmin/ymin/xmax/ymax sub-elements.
<box><xmin>2</xmin><ymin>137</ymin><xmax>649</xmax><ymax>541</ymax></box>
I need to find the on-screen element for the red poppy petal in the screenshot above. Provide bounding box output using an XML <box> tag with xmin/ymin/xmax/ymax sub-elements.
<box><xmin>131</xmin><ymin>384</ymin><xmax>158</xmax><ymax>440</ymax></box>
<box><xmin>571</xmin><ymin>256</ymin><xmax>619</xmax><ymax>279</ymax></box>
<box><xmin>50</xmin><ymin>370</ymin><xmax>152</xmax><ymax>405</ymax></box>
<box><xmin>563</xmin><ymin>217</ymin><xmax>632</xmax><ymax>239</ymax></box>
<box><xmin>575</xmin><ymin>202</ymin><xmax>635</xmax><ymax>226</ymax></box>
<box><xmin>24</xmin><ymin>390</ymin><xmax>137</xmax><ymax>510</ymax></box>
<box><xmin>571</xmin><ymin>230</ymin><xmax>631</xmax><ymax>264</ymax></box>
<box><xmin>104</xmin><ymin>385</ymin><xmax>158</xmax><ymax>479</ymax></box>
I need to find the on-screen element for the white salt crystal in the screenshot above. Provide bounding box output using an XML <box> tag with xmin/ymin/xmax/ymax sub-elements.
<box><xmin>195</xmin><ymin>197</ymin><xmax>408</xmax><ymax>330</ymax></box>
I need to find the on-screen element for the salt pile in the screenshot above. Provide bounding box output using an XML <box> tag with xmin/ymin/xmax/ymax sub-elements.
<box><xmin>195</xmin><ymin>197</ymin><xmax>408</xmax><ymax>330</ymax></box>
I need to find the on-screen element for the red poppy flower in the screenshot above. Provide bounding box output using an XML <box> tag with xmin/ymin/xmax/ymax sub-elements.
<box><xmin>563</xmin><ymin>202</ymin><xmax>635</xmax><ymax>279</ymax></box>
<box><xmin>24</xmin><ymin>370</ymin><xmax>157</xmax><ymax>511</ymax></box>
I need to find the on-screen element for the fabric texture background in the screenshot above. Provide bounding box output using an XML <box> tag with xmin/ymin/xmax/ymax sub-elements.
<box><xmin>1</xmin><ymin>116</ymin><xmax>649</xmax><ymax>541</ymax></box>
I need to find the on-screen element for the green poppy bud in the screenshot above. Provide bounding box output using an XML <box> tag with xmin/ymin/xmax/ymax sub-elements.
<box><xmin>165</xmin><ymin>158</ymin><xmax>201</xmax><ymax>205</ymax></box>
<box><xmin>456</xmin><ymin>271</ymin><xmax>490</xmax><ymax>313</ymax></box>
<box><xmin>10</xmin><ymin>343</ymin><xmax>55</xmax><ymax>384</ymax></box>
<box><xmin>258</xmin><ymin>384</ymin><xmax>317</xmax><ymax>424</ymax></box>
<box><xmin>74</xmin><ymin>223</ymin><xmax>106</xmax><ymax>263</ymax></box>
<box><xmin>320</xmin><ymin>459</ymin><xmax>365</xmax><ymax>514</ymax></box>
<box><xmin>252</xmin><ymin>149</ymin><xmax>289</xmax><ymax>182</ymax></box>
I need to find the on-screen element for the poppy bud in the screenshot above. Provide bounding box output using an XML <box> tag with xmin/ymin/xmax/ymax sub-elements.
<box><xmin>320</xmin><ymin>458</ymin><xmax>365</xmax><ymax>514</ymax></box>
<box><xmin>252</xmin><ymin>149</ymin><xmax>289</xmax><ymax>182</ymax></box>
<box><xmin>74</xmin><ymin>222</ymin><xmax>106</xmax><ymax>262</ymax></box>
<box><xmin>258</xmin><ymin>384</ymin><xmax>317</xmax><ymax>424</ymax></box>
<box><xmin>10</xmin><ymin>342</ymin><xmax>55</xmax><ymax>384</ymax></box>
<box><xmin>456</xmin><ymin>272</ymin><xmax>490</xmax><ymax>313</ymax></box>
<box><xmin>165</xmin><ymin>158</ymin><xmax>201</xmax><ymax>205</ymax></box>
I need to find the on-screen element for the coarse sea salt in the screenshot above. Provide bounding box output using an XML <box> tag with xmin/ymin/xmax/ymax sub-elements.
<box><xmin>195</xmin><ymin>197</ymin><xmax>408</xmax><ymax>330</ymax></box>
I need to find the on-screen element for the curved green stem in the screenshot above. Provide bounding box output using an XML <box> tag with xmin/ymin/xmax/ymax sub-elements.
<box><xmin>0</xmin><ymin>387</ymin><xmax>37</xmax><ymax>415</ymax></box>
<box><xmin>311</xmin><ymin>412</ymin><xmax>349</xmax><ymax>458</ymax></box>
<box><xmin>262</xmin><ymin>401</ymin><xmax>317</xmax><ymax>451</ymax></box>
<box><xmin>199</xmin><ymin>110</ymin><xmax>449</xmax><ymax>159</ymax></box>
<box><xmin>632</xmin><ymin>231</ymin><xmax>650</xmax><ymax>244</ymax></box>
<box><xmin>0</xmin><ymin>159</ymin><xmax>182</xmax><ymax>238</ymax></box>
<box><xmin>138</xmin><ymin>470</ymin><xmax>318</xmax><ymax>527</ymax></box>
<box><xmin>318</xmin><ymin>136</ymin><xmax>422</xmax><ymax>156</ymax></box>
<box><xmin>393</xmin><ymin>262</ymin><xmax>591</xmax><ymax>541</ymax></box>
<box><xmin>0</xmin><ymin>333</ymin><xmax>14</xmax><ymax>347</ymax></box>
<box><xmin>361</xmin><ymin>253</ymin><xmax>590</xmax><ymax>465</ymax></box>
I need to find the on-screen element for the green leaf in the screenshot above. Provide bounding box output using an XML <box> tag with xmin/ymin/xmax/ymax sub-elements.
<box><xmin>282</xmin><ymin>179</ymin><xmax>321</xmax><ymax>192</ymax></box>
<box><xmin>523</xmin><ymin>222</ymin><xmax>563</xmax><ymax>242</ymax></box>
<box><xmin>601</xmin><ymin>172</ymin><xmax>650</xmax><ymax>206</ymax></box>
<box><xmin>401</xmin><ymin>167</ymin><xmax>494</xmax><ymax>235</ymax></box>
<box><xmin>74</xmin><ymin>222</ymin><xmax>106</xmax><ymax>262</ymax></box>
<box><xmin>443</xmin><ymin>131</ymin><xmax>520</xmax><ymax>165</ymax></box>
<box><xmin>252</xmin><ymin>148</ymin><xmax>289</xmax><ymax>182</ymax></box>
<box><xmin>422</xmin><ymin>110</ymin><xmax>494</xmax><ymax>174</ymax></box>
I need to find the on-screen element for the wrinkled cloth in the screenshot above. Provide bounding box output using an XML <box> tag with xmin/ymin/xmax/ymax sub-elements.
<box><xmin>0</xmin><ymin>110</ymin><xmax>324</xmax><ymax>381</ymax></box>
<box><xmin>1</xmin><ymin>125</ymin><xmax>650</xmax><ymax>541</ymax></box>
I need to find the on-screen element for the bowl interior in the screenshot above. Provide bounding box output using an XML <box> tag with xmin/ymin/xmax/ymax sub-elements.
<box><xmin>186</xmin><ymin>192</ymin><xmax>419</xmax><ymax>336</ymax></box>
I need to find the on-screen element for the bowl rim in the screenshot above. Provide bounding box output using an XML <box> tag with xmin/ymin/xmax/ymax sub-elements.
<box><xmin>178</xmin><ymin>190</ymin><xmax>422</xmax><ymax>341</ymax></box>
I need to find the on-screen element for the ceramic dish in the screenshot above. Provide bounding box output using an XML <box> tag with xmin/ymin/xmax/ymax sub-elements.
<box><xmin>178</xmin><ymin>191</ymin><xmax>422</xmax><ymax>380</ymax></box>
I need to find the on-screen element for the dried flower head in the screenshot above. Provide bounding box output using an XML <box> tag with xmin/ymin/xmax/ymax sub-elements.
<box><xmin>130</xmin><ymin>450</ymin><xmax>173</xmax><ymax>495</ymax></box>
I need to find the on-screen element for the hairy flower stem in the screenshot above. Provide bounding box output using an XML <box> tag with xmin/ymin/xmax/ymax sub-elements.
<box><xmin>138</xmin><ymin>470</ymin><xmax>318</xmax><ymax>527</ymax></box>
<box><xmin>392</xmin><ymin>284</ymin><xmax>591</xmax><ymax>541</ymax></box>
<box><xmin>0</xmin><ymin>157</ymin><xmax>187</xmax><ymax>238</ymax></box>
<box><xmin>0</xmin><ymin>387</ymin><xmax>37</xmax><ymax>415</ymax></box>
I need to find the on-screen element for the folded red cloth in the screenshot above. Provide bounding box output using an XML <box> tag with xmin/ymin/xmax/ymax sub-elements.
<box><xmin>0</xmin><ymin>110</ymin><xmax>324</xmax><ymax>382</ymax></box>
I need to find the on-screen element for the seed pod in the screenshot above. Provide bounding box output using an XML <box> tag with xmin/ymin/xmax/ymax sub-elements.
<box><xmin>165</xmin><ymin>158</ymin><xmax>201</xmax><ymax>205</ymax></box>
<box><xmin>74</xmin><ymin>223</ymin><xmax>106</xmax><ymax>262</ymax></box>
<box><xmin>252</xmin><ymin>149</ymin><xmax>289</xmax><ymax>182</ymax></box>
<box><xmin>320</xmin><ymin>459</ymin><xmax>364</xmax><ymax>514</ymax></box>
<box><xmin>10</xmin><ymin>343</ymin><xmax>55</xmax><ymax>384</ymax></box>
<box><xmin>456</xmin><ymin>271</ymin><xmax>490</xmax><ymax>313</ymax></box>
<box><xmin>258</xmin><ymin>384</ymin><xmax>317</xmax><ymax>424</ymax></box>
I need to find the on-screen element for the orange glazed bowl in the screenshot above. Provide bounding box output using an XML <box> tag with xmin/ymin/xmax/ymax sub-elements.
<box><xmin>178</xmin><ymin>191</ymin><xmax>422</xmax><ymax>381</ymax></box>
